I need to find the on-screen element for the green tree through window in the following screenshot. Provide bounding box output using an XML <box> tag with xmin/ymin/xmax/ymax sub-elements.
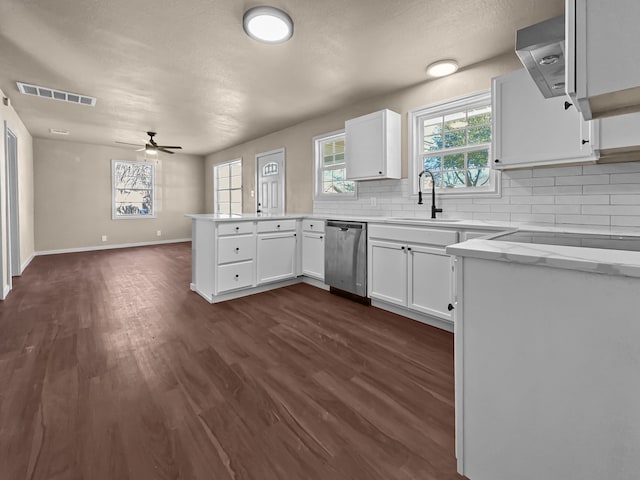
<box><xmin>415</xmin><ymin>93</ymin><xmax>493</xmax><ymax>192</ymax></box>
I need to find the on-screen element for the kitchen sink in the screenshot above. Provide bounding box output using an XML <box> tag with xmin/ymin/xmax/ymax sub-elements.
<box><xmin>391</xmin><ymin>217</ymin><xmax>461</xmax><ymax>223</ymax></box>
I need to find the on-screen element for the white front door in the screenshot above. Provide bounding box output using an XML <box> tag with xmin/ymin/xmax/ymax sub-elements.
<box><xmin>256</xmin><ymin>148</ymin><xmax>285</xmax><ymax>215</ymax></box>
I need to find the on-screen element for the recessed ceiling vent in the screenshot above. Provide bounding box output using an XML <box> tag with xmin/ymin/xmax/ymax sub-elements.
<box><xmin>16</xmin><ymin>82</ymin><xmax>96</xmax><ymax>107</ymax></box>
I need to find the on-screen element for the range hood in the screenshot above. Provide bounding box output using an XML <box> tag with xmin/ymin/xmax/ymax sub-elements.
<box><xmin>515</xmin><ymin>15</ymin><xmax>565</xmax><ymax>98</ymax></box>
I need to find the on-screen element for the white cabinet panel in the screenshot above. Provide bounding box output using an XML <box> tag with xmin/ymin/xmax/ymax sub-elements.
<box><xmin>345</xmin><ymin>109</ymin><xmax>401</xmax><ymax>180</ymax></box>
<box><xmin>493</xmin><ymin>69</ymin><xmax>597</xmax><ymax>169</ymax></box>
<box><xmin>217</xmin><ymin>235</ymin><xmax>255</xmax><ymax>264</ymax></box>
<box><xmin>218</xmin><ymin>221</ymin><xmax>254</xmax><ymax>236</ymax></box>
<box><xmin>257</xmin><ymin>233</ymin><xmax>297</xmax><ymax>284</ymax></box>
<box><xmin>302</xmin><ymin>219</ymin><xmax>325</xmax><ymax>233</ymax></box>
<box><xmin>566</xmin><ymin>0</ymin><xmax>640</xmax><ymax>120</ymax></box>
<box><xmin>256</xmin><ymin>219</ymin><xmax>297</xmax><ymax>233</ymax></box>
<box><xmin>302</xmin><ymin>232</ymin><xmax>324</xmax><ymax>280</ymax></box>
<box><xmin>368</xmin><ymin>240</ymin><xmax>407</xmax><ymax>306</ymax></box>
<box><xmin>408</xmin><ymin>245</ymin><xmax>453</xmax><ymax>321</ymax></box>
<box><xmin>217</xmin><ymin>261</ymin><xmax>254</xmax><ymax>293</ymax></box>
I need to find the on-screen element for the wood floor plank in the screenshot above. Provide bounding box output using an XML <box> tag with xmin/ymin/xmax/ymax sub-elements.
<box><xmin>0</xmin><ymin>243</ymin><xmax>466</xmax><ymax>479</ymax></box>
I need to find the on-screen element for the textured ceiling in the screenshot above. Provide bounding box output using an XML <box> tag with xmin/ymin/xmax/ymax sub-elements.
<box><xmin>0</xmin><ymin>0</ymin><xmax>564</xmax><ymax>155</ymax></box>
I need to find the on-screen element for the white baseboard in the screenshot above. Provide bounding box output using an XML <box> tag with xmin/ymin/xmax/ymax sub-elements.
<box><xmin>36</xmin><ymin>238</ymin><xmax>191</xmax><ymax>257</ymax></box>
<box><xmin>2</xmin><ymin>284</ymin><xmax>10</xmax><ymax>300</ymax></box>
<box><xmin>21</xmin><ymin>252</ymin><xmax>35</xmax><ymax>273</ymax></box>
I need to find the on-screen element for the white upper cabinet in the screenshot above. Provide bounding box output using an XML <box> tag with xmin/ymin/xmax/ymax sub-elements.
<box><xmin>492</xmin><ymin>68</ymin><xmax>598</xmax><ymax>169</ymax></box>
<box><xmin>566</xmin><ymin>0</ymin><xmax>640</xmax><ymax>120</ymax></box>
<box><xmin>345</xmin><ymin>109</ymin><xmax>401</xmax><ymax>180</ymax></box>
<box><xmin>599</xmin><ymin>112</ymin><xmax>640</xmax><ymax>161</ymax></box>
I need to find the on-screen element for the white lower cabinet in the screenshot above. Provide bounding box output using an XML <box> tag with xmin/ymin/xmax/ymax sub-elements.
<box><xmin>368</xmin><ymin>225</ymin><xmax>457</xmax><ymax>324</ymax></box>
<box><xmin>302</xmin><ymin>232</ymin><xmax>324</xmax><ymax>280</ymax></box>
<box><xmin>257</xmin><ymin>232</ymin><xmax>297</xmax><ymax>284</ymax></box>
<box><xmin>217</xmin><ymin>261</ymin><xmax>254</xmax><ymax>293</ymax></box>
<box><xmin>368</xmin><ymin>240</ymin><xmax>407</xmax><ymax>305</ymax></box>
<box><xmin>407</xmin><ymin>245</ymin><xmax>452</xmax><ymax>320</ymax></box>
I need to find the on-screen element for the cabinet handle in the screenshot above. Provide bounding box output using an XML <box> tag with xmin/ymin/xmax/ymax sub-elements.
<box><xmin>378</xmin><ymin>171</ymin><xmax>382</xmax><ymax>175</ymax></box>
<box><xmin>235</xmin><ymin>247</ymin><xmax>240</xmax><ymax>252</ymax></box>
<box><xmin>494</xmin><ymin>159</ymin><xmax>500</xmax><ymax>164</ymax></box>
<box><xmin>407</xmin><ymin>247</ymin><xmax>412</xmax><ymax>251</ymax></box>
<box><xmin>582</xmin><ymin>139</ymin><xmax>589</xmax><ymax>145</ymax></box>
<box><xmin>310</xmin><ymin>224</ymin><xmax>313</xmax><ymax>228</ymax></box>
<box><xmin>320</xmin><ymin>236</ymin><xmax>323</xmax><ymax>239</ymax></box>
<box><xmin>235</xmin><ymin>226</ymin><xmax>239</xmax><ymax>231</ymax></box>
<box><xmin>448</xmin><ymin>303</ymin><xmax>454</xmax><ymax>311</ymax></box>
<box><xmin>293</xmin><ymin>233</ymin><xmax>297</xmax><ymax>237</ymax></box>
<box><xmin>401</xmin><ymin>246</ymin><xmax>405</xmax><ymax>250</ymax></box>
<box><xmin>277</xmin><ymin>224</ymin><xmax>280</xmax><ymax>228</ymax></box>
<box><xmin>564</xmin><ymin>101</ymin><xmax>573</xmax><ymax>110</ymax></box>
<box><xmin>235</xmin><ymin>274</ymin><xmax>239</xmax><ymax>279</ymax></box>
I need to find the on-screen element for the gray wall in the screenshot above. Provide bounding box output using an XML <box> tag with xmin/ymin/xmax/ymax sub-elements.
<box><xmin>204</xmin><ymin>53</ymin><xmax>521</xmax><ymax>214</ymax></box>
<box><xmin>34</xmin><ymin>138</ymin><xmax>205</xmax><ymax>251</ymax></box>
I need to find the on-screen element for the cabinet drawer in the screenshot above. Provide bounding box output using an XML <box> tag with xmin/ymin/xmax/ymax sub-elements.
<box><xmin>256</xmin><ymin>219</ymin><xmax>297</xmax><ymax>233</ymax></box>
<box><xmin>302</xmin><ymin>219</ymin><xmax>325</xmax><ymax>233</ymax></box>
<box><xmin>217</xmin><ymin>235</ymin><xmax>255</xmax><ymax>264</ymax></box>
<box><xmin>218</xmin><ymin>222</ymin><xmax>254</xmax><ymax>236</ymax></box>
<box><xmin>369</xmin><ymin>224</ymin><xmax>458</xmax><ymax>246</ymax></box>
<box><xmin>217</xmin><ymin>261</ymin><xmax>254</xmax><ymax>293</ymax></box>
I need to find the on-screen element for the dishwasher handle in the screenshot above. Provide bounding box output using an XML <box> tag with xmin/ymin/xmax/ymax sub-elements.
<box><xmin>326</xmin><ymin>220</ymin><xmax>365</xmax><ymax>230</ymax></box>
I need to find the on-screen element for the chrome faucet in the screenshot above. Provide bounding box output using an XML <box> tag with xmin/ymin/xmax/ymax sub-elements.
<box><xmin>418</xmin><ymin>169</ymin><xmax>443</xmax><ymax>219</ymax></box>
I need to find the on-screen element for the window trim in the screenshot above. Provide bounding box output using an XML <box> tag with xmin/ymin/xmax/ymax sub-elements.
<box><xmin>111</xmin><ymin>159</ymin><xmax>156</xmax><ymax>220</ymax></box>
<box><xmin>313</xmin><ymin>129</ymin><xmax>357</xmax><ymax>201</ymax></box>
<box><xmin>213</xmin><ymin>158</ymin><xmax>243</xmax><ymax>216</ymax></box>
<box><xmin>408</xmin><ymin>90</ymin><xmax>501</xmax><ymax>198</ymax></box>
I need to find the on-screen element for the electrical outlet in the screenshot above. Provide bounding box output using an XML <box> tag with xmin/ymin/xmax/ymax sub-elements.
<box><xmin>250</xmin><ymin>189</ymin><xmax>255</xmax><ymax>198</ymax></box>
<box><xmin>370</xmin><ymin>197</ymin><xmax>377</xmax><ymax>207</ymax></box>
<box><xmin>101</xmin><ymin>235</ymin><xmax>107</xmax><ymax>242</ymax></box>
<box><xmin>156</xmin><ymin>230</ymin><xmax>162</xmax><ymax>237</ymax></box>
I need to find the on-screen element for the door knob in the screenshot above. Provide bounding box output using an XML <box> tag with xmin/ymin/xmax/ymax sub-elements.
<box><xmin>447</xmin><ymin>303</ymin><xmax>454</xmax><ymax>311</ymax></box>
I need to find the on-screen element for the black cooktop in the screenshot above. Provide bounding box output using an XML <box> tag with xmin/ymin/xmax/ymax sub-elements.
<box><xmin>493</xmin><ymin>231</ymin><xmax>640</xmax><ymax>252</ymax></box>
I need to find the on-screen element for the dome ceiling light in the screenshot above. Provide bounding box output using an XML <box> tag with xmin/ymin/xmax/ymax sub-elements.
<box><xmin>426</xmin><ymin>60</ymin><xmax>459</xmax><ymax>78</ymax></box>
<box><xmin>243</xmin><ymin>6</ymin><xmax>294</xmax><ymax>44</ymax></box>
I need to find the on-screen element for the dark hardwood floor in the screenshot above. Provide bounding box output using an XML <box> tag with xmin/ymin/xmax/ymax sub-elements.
<box><xmin>0</xmin><ymin>242</ymin><xmax>463</xmax><ymax>480</ymax></box>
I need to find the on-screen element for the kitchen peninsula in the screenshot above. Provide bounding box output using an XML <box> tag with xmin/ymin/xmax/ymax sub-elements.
<box><xmin>447</xmin><ymin>233</ymin><xmax>640</xmax><ymax>480</ymax></box>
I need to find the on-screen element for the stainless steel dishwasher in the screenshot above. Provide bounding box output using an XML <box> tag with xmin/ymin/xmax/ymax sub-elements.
<box><xmin>324</xmin><ymin>220</ymin><xmax>367</xmax><ymax>298</ymax></box>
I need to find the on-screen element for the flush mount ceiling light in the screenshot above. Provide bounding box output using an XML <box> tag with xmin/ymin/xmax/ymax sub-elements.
<box><xmin>426</xmin><ymin>60</ymin><xmax>459</xmax><ymax>78</ymax></box>
<box><xmin>243</xmin><ymin>6</ymin><xmax>293</xmax><ymax>44</ymax></box>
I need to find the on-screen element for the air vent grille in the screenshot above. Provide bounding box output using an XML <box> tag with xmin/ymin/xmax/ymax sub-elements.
<box><xmin>17</xmin><ymin>82</ymin><xmax>96</xmax><ymax>107</ymax></box>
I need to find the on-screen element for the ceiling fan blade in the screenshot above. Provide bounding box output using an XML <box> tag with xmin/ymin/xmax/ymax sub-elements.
<box><xmin>156</xmin><ymin>145</ymin><xmax>182</xmax><ymax>150</ymax></box>
<box><xmin>116</xmin><ymin>141</ymin><xmax>144</xmax><ymax>146</ymax></box>
<box><xmin>157</xmin><ymin>147</ymin><xmax>175</xmax><ymax>154</ymax></box>
<box><xmin>136</xmin><ymin>147</ymin><xmax>146</xmax><ymax>152</ymax></box>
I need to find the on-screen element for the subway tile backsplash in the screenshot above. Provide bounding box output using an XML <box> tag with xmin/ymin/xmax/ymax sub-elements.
<box><xmin>312</xmin><ymin>162</ymin><xmax>640</xmax><ymax>228</ymax></box>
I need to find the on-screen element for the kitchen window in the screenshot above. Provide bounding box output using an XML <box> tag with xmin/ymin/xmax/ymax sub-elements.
<box><xmin>409</xmin><ymin>91</ymin><xmax>500</xmax><ymax>196</ymax></box>
<box><xmin>112</xmin><ymin>159</ymin><xmax>155</xmax><ymax>219</ymax></box>
<box><xmin>214</xmin><ymin>159</ymin><xmax>242</xmax><ymax>215</ymax></box>
<box><xmin>314</xmin><ymin>130</ymin><xmax>357</xmax><ymax>200</ymax></box>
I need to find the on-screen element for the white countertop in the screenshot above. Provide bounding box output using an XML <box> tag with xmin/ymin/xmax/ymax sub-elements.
<box><xmin>187</xmin><ymin>212</ymin><xmax>640</xmax><ymax>277</ymax></box>
<box><xmin>447</xmin><ymin>235</ymin><xmax>640</xmax><ymax>278</ymax></box>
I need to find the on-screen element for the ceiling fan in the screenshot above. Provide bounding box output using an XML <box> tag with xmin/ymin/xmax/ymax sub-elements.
<box><xmin>116</xmin><ymin>131</ymin><xmax>182</xmax><ymax>154</ymax></box>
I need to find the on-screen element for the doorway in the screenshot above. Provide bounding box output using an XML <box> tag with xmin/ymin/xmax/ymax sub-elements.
<box><xmin>6</xmin><ymin>125</ymin><xmax>20</xmax><ymax>282</ymax></box>
<box><xmin>256</xmin><ymin>148</ymin><xmax>285</xmax><ymax>215</ymax></box>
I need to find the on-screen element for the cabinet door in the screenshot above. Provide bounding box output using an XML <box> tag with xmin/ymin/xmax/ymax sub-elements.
<box><xmin>217</xmin><ymin>235</ymin><xmax>255</xmax><ymax>264</ymax></box>
<box><xmin>368</xmin><ymin>240</ymin><xmax>407</xmax><ymax>306</ymax></box>
<box><xmin>302</xmin><ymin>232</ymin><xmax>324</xmax><ymax>280</ymax></box>
<box><xmin>567</xmin><ymin>0</ymin><xmax>640</xmax><ymax>120</ymax></box>
<box><xmin>493</xmin><ymin>69</ymin><xmax>597</xmax><ymax>169</ymax></box>
<box><xmin>217</xmin><ymin>261</ymin><xmax>254</xmax><ymax>293</ymax></box>
<box><xmin>407</xmin><ymin>245</ymin><xmax>453</xmax><ymax>321</ymax></box>
<box><xmin>256</xmin><ymin>233</ymin><xmax>297</xmax><ymax>284</ymax></box>
<box><xmin>345</xmin><ymin>109</ymin><xmax>401</xmax><ymax>180</ymax></box>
